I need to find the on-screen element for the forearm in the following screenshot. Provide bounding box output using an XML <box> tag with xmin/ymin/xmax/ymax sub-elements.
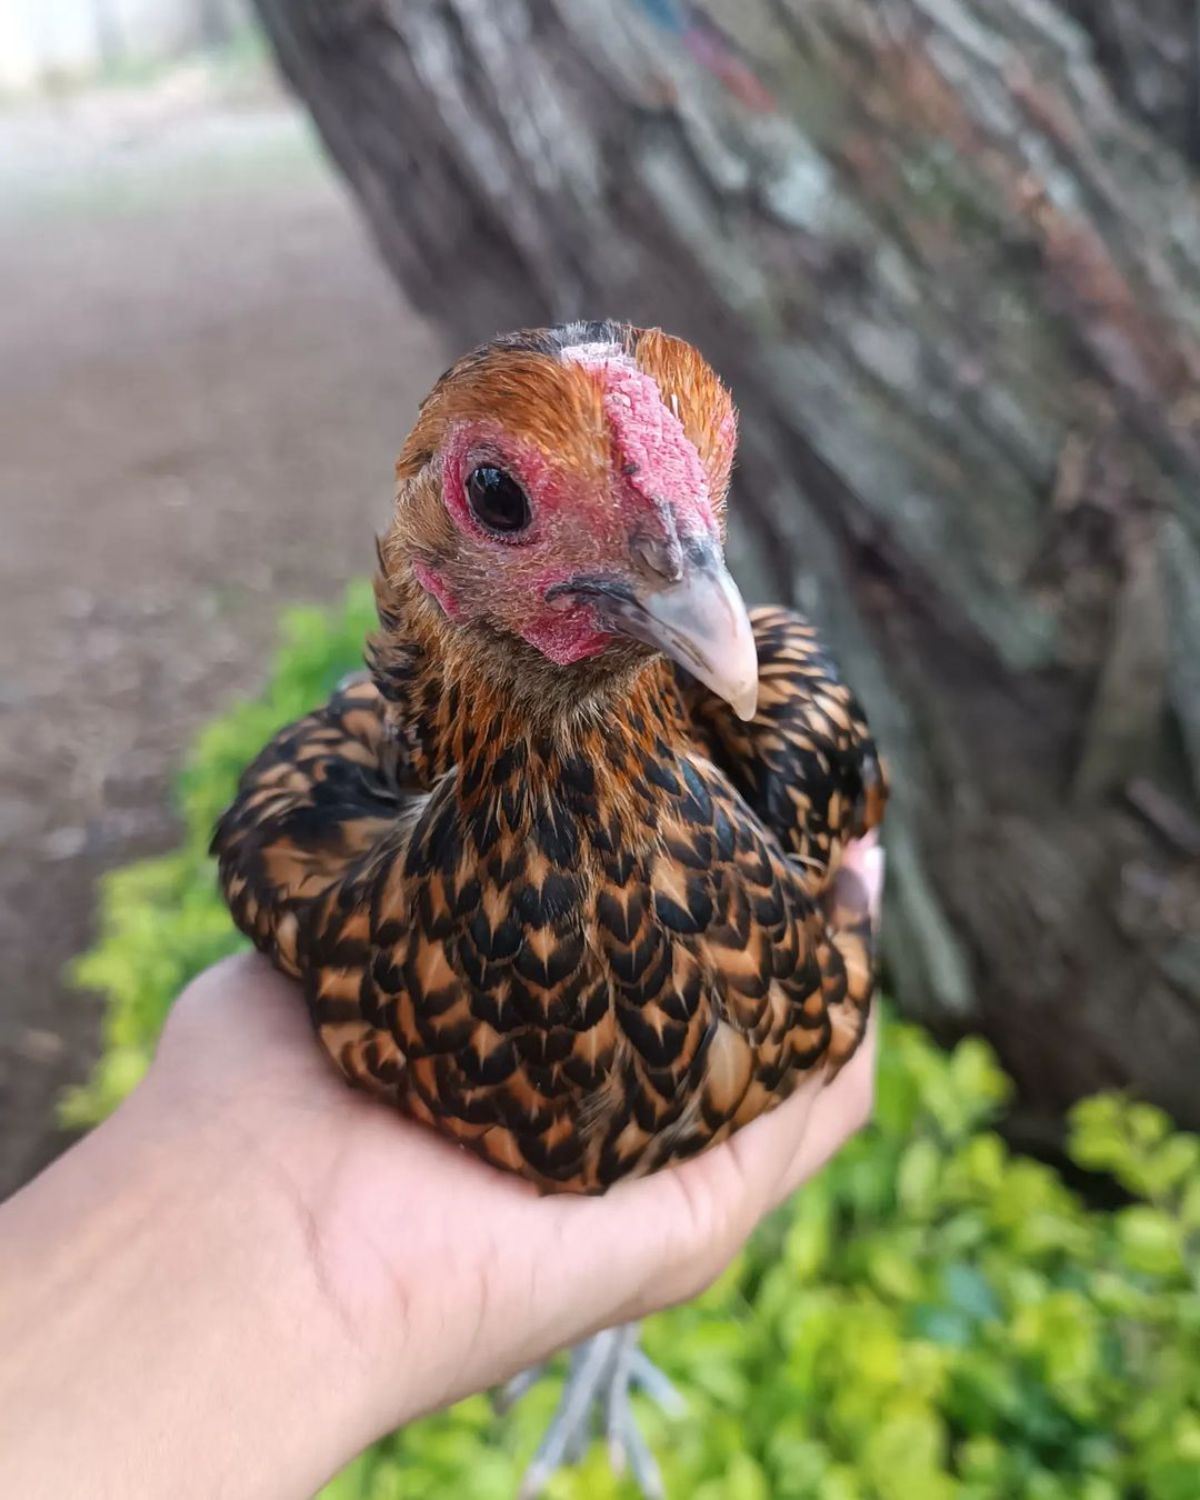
<box><xmin>0</xmin><ymin>1072</ymin><xmax>376</xmax><ymax>1500</ymax></box>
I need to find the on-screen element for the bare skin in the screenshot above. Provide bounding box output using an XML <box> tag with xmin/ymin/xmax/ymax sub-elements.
<box><xmin>0</xmin><ymin>839</ymin><xmax>882</xmax><ymax>1500</ymax></box>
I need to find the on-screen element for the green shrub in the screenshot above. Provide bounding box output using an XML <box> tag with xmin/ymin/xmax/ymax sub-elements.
<box><xmin>68</xmin><ymin>588</ymin><xmax>1200</xmax><ymax>1499</ymax></box>
<box><xmin>63</xmin><ymin>582</ymin><xmax>377</xmax><ymax>1124</ymax></box>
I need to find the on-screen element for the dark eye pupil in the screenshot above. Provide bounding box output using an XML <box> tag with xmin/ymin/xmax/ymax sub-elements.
<box><xmin>465</xmin><ymin>466</ymin><xmax>531</xmax><ymax>534</ymax></box>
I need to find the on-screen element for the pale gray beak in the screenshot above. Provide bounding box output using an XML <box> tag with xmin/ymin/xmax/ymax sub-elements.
<box><xmin>553</xmin><ymin>542</ymin><xmax>759</xmax><ymax>721</ymax></box>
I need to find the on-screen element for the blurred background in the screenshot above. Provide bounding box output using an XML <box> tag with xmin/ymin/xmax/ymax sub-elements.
<box><xmin>2</xmin><ymin>3</ymin><xmax>1199</xmax><ymax>1496</ymax></box>
<box><xmin>0</xmin><ymin>0</ymin><xmax>441</xmax><ymax>1194</ymax></box>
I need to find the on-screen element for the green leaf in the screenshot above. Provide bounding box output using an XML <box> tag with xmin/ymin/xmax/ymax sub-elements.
<box><xmin>724</xmin><ymin>1452</ymin><xmax>771</xmax><ymax>1500</ymax></box>
<box><xmin>897</xmin><ymin>1138</ymin><xmax>942</xmax><ymax>1216</ymax></box>
<box><xmin>942</xmin><ymin>1263</ymin><xmax>1001</xmax><ymax>1324</ymax></box>
<box><xmin>1115</xmin><ymin>1207</ymin><xmax>1186</xmax><ymax>1278</ymax></box>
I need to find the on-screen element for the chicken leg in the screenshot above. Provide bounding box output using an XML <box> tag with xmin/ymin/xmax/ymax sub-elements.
<box><xmin>498</xmin><ymin>1322</ymin><xmax>685</xmax><ymax>1499</ymax></box>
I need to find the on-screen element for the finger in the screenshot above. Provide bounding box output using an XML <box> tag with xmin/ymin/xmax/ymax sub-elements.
<box><xmin>825</xmin><ymin>833</ymin><xmax>884</xmax><ymax>937</ymax></box>
<box><xmin>848</xmin><ymin>833</ymin><xmax>885</xmax><ymax>927</ymax></box>
<box><xmin>154</xmin><ymin>952</ymin><xmax>338</xmax><ymax>1099</ymax></box>
<box><xmin>165</xmin><ymin>952</ymin><xmax>306</xmax><ymax>1043</ymax></box>
<box><xmin>778</xmin><ymin>1003</ymin><xmax>878</xmax><ymax>1199</ymax></box>
<box><xmin>542</xmin><ymin>1065</ymin><xmax>829</xmax><ymax>1331</ymax></box>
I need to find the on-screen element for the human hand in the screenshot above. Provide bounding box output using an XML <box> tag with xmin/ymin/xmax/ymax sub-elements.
<box><xmin>0</xmin><ymin>836</ymin><xmax>882</xmax><ymax>1499</ymax></box>
<box><xmin>155</xmin><ymin>834</ymin><xmax>883</xmax><ymax>1424</ymax></box>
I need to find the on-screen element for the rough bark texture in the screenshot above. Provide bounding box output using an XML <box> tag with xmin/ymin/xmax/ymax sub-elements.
<box><xmin>251</xmin><ymin>0</ymin><xmax>1200</xmax><ymax>1133</ymax></box>
<box><xmin>1066</xmin><ymin>0</ymin><xmax>1199</xmax><ymax>160</ymax></box>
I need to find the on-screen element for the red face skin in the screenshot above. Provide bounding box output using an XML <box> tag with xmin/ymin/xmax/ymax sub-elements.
<box><xmin>412</xmin><ymin>347</ymin><xmax>731</xmax><ymax>667</ymax></box>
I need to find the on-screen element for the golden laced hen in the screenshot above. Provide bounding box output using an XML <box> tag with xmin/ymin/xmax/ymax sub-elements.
<box><xmin>214</xmin><ymin>321</ymin><xmax>887</xmax><ymax>1496</ymax></box>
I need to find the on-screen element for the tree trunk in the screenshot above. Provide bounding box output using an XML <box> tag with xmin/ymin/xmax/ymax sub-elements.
<box><xmin>250</xmin><ymin>0</ymin><xmax>1200</xmax><ymax>1134</ymax></box>
<box><xmin>1066</xmin><ymin>1</ymin><xmax>1199</xmax><ymax>161</ymax></box>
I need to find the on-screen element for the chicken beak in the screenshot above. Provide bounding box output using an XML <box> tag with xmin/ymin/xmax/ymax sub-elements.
<box><xmin>563</xmin><ymin>542</ymin><xmax>759</xmax><ymax>721</ymax></box>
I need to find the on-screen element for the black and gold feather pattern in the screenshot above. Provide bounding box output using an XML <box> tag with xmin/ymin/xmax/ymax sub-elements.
<box><xmin>214</xmin><ymin>606</ymin><xmax>886</xmax><ymax>1194</ymax></box>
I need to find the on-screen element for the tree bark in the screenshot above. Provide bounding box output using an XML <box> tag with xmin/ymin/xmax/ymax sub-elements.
<box><xmin>250</xmin><ymin>0</ymin><xmax>1200</xmax><ymax>1132</ymax></box>
<box><xmin>1066</xmin><ymin>1</ymin><xmax>1199</xmax><ymax>161</ymax></box>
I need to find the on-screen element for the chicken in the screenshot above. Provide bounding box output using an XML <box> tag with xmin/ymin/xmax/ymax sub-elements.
<box><xmin>213</xmin><ymin>320</ymin><xmax>887</xmax><ymax>1493</ymax></box>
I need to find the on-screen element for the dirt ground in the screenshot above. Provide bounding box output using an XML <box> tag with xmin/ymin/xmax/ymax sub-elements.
<box><xmin>0</xmin><ymin>63</ymin><xmax>442</xmax><ymax>1198</ymax></box>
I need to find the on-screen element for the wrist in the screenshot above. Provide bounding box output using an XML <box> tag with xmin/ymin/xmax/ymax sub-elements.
<box><xmin>0</xmin><ymin>1065</ymin><xmax>389</xmax><ymax>1498</ymax></box>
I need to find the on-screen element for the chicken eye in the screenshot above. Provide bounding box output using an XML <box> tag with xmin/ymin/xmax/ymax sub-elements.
<box><xmin>465</xmin><ymin>466</ymin><xmax>532</xmax><ymax>535</ymax></box>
